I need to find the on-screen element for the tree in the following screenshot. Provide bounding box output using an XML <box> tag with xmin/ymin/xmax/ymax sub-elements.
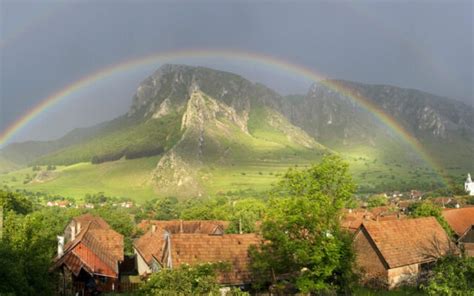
<box><xmin>0</xmin><ymin>202</ymin><xmax>79</xmax><ymax>295</ymax></box>
<box><xmin>422</xmin><ymin>255</ymin><xmax>474</xmax><ymax>296</ymax></box>
<box><xmin>0</xmin><ymin>190</ymin><xmax>33</xmax><ymax>215</ymax></box>
<box><xmin>138</xmin><ymin>263</ymin><xmax>229</xmax><ymax>296</ymax></box>
<box><xmin>409</xmin><ymin>202</ymin><xmax>453</xmax><ymax>236</ymax></box>
<box><xmin>366</xmin><ymin>194</ymin><xmax>387</xmax><ymax>208</ymax></box>
<box><xmin>250</xmin><ymin>155</ymin><xmax>357</xmax><ymax>294</ymax></box>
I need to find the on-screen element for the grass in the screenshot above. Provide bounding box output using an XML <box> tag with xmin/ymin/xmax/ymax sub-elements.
<box><xmin>0</xmin><ymin>156</ymin><xmax>159</xmax><ymax>202</ymax></box>
<box><xmin>35</xmin><ymin>112</ymin><xmax>183</xmax><ymax>165</ymax></box>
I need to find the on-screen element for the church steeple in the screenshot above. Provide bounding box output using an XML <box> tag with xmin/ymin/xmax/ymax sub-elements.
<box><xmin>465</xmin><ymin>173</ymin><xmax>474</xmax><ymax>196</ymax></box>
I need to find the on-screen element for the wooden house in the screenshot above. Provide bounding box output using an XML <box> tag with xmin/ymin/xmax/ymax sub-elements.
<box><xmin>353</xmin><ymin>217</ymin><xmax>452</xmax><ymax>289</ymax></box>
<box><xmin>133</xmin><ymin>220</ymin><xmax>261</xmax><ymax>286</ymax></box>
<box><xmin>442</xmin><ymin>207</ymin><xmax>474</xmax><ymax>256</ymax></box>
<box><xmin>51</xmin><ymin>214</ymin><xmax>124</xmax><ymax>294</ymax></box>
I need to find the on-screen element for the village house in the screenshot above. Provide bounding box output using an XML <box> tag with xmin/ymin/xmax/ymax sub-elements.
<box><xmin>133</xmin><ymin>220</ymin><xmax>261</xmax><ymax>286</ymax></box>
<box><xmin>47</xmin><ymin>200</ymin><xmax>72</xmax><ymax>208</ymax></box>
<box><xmin>51</xmin><ymin>214</ymin><xmax>124</xmax><ymax>294</ymax></box>
<box><xmin>410</xmin><ymin>190</ymin><xmax>423</xmax><ymax>200</ymax></box>
<box><xmin>353</xmin><ymin>217</ymin><xmax>452</xmax><ymax>289</ymax></box>
<box><xmin>134</xmin><ymin>220</ymin><xmax>230</xmax><ymax>275</ymax></box>
<box><xmin>442</xmin><ymin>207</ymin><xmax>474</xmax><ymax>256</ymax></box>
<box><xmin>341</xmin><ymin>207</ymin><xmax>405</xmax><ymax>233</ymax></box>
<box><xmin>430</xmin><ymin>197</ymin><xmax>460</xmax><ymax>208</ymax></box>
<box><xmin>137</xmin><ymin>219</ymin><xmax>229</xmax><ymax>233</ymax></box>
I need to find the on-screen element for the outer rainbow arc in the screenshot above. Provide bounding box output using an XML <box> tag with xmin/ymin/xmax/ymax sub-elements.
<box><xmin>0</xmin><ymin>48</ymin><xmax>446</xmax><ymax>183</ymax></box>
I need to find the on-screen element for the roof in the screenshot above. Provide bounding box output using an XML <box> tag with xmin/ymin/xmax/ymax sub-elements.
<box><xmin>134</xmin><ymin>220</ymin><xmax>230</xmax><ymax>265</ymax></box>
<box><xmin>161</xmin><ymin>233</ymin><xmax>262</xmax><ymax>285</ymax></box>
<box><xmin>442</xmin><ymin>208</ymin><xmax>474</xmax><ymax>237</ymax></box>
<box><xmin>341</xmin><ymin>208</ymin><xmax>404</xmax><ymax>232</ymax></box>
<box><xmin>73</xmin><ymin>213</ymin><xmax>111</xmax><ymax>230</ymax></box>
<box><xmin>341</xmin><ymin>209</ymin><xmax>372</xmax><ymax>232</ymax></box>
<box><xmin>133</xmin><ymin>228</ymin><xmax>167</xmax><ymax>264</ymax></box>
<box><xmin>137</xmin><ymin>220</ymin><xmax>229</xmax><ymax>234</ymax></box>
<box><xmin>358</xmin><ymin>217</ymin><xmax>451</xmax><ymax>269</ymax></box>
<box><xmin>53</xmin><ymin>214</ymin><xmax>124</xmax><ymax>277</ymax></box>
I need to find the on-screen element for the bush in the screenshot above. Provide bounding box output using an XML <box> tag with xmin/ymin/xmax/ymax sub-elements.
<box><xmin>422</xmin><ymin>255</ymin><xmax>474</xmax><ymax>296</ymax></box>
<box><xmin>139</xmin><ymin>263</ymin><xmax>229</xmax><ymax>295</ymax></box>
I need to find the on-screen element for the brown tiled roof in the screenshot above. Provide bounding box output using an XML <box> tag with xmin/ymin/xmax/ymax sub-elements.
<box><xmin>359</xmin><ymin>217</ymin><xmax>451</xmax><ymax>269</ymax></box>
<box><xmin>161</xmin><ymin>233</ymin><xmax>262</xmax><ymax>285</ymax></box>
<box><xmin>133</xmin><ymin>228</ymin><xmax>167</xmax><ymax>264</ymax></box>
<box><xmin>138</xmin><ymin>220</ymin><xmax>229</xmax><ymax>234</ymax></box>
<box><xmin>87</xmin><ymin>228</ymin><xmax>124</xmax><ymax>262</ymax></box>
<box><xmin>73</xmin><ymin>213</ymin><xmax>110</xmax><ymax>230</ymax></box>
<box><xmin>341</xmin><ymin>209</ymin><xmax>382</xmax><ymax>232</ymax></box>
<box><xmin>442</xmin><ymin>208</ymin><xmax>474</xmax><ymax>237</ymax></box>
<box><xmin>54</xmin><ymin>214</ymin><xmax>124</xmax><ymax>277</ymax></box>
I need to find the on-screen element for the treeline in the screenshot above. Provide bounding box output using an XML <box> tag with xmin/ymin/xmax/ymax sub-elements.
<box><xmin>91</xmin><ymin>146</ymin><xmax>164</xmax><ymax>164</ymax></box>
<box><xmin>34</xmin><ymin>112</ymin><xmax>183</xmax><ymax>166</ymax></box>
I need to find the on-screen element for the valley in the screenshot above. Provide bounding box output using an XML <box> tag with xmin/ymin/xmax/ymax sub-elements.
<box><xmin>1</xmin><ymin>65</ymin><xmax>472</xmax><ymax>201</ymax></box>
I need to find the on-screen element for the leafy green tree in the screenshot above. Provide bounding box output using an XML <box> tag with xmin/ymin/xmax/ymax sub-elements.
<box><xmin>152</xmin><ymin>196</ymin><xmax>180</xmax><ymax>220</ymax></box>
<box><xmin>138</xmin><ymin>263</ymin><xmax>229</xmax><ymax>296</ymax></box>
<box><xmin>409</xmin><ymin>202</ymin><xmax>453</xmax><ymax>236</ymax></box>
<box><xmin>0</xmin><ymin>202</ymin><xmax>79</xmax><ymax>295</ymax></box>
<box><xmin>422</xmin><ymin>255</ymin><xmax>474</xmax><ymax>296</ymax></box>
<box><xmin>366</xmin><ymin>194</ymin><xmax>387</xmax><ymax>208</ymax></box>
<box><xmin>0</xmin><ymin>190</ymin><xmax>33</xmax><ymax>214</ymax></box>
<box><xmin>179</xmin><ymin>196</ymin><xmax>266</xmax><ymax>234</ymax></box>
<box><xmin>227</xmin><ymin>198</ymin><xmax>266</xmax><ymax>233</ymax></box>
<box><xmin>250</xmin><ymin>155</ymin><xmax>357</xmax><ymax>294</ymax></box>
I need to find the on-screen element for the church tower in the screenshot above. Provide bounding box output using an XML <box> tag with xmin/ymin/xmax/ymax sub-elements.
<box><xmin>465</xmin><ymin>173</ymin><xmax>474</xmax><ymax>196</ymax></box>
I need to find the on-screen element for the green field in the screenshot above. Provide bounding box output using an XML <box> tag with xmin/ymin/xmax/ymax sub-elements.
<box><xmin>0</xmin><ymin>157</ymin><xmax>158</xmax><ymax>202</ymax></box>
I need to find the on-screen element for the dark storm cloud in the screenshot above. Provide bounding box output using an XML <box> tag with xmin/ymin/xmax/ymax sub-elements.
<box><xmin>0</xmin><ymin>0</ymin><xmax>472</xmax><ymax>144</ymax></box>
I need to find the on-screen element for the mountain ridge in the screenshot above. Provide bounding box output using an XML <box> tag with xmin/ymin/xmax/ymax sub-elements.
<box><xmin>1</xmin><ymin>64</ymin><xmax>472</xmax><ymax>197</ymax></box>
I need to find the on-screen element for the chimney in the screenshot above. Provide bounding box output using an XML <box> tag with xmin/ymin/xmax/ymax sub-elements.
<box><xmin>164</xmin><ymin>231</ymin><xmax>173</xmax><ymax>269</ymax></box>
<box><xmin>239</xmin><ymin>217</ymin><xmax>243</xmax><ymax>234</ymax></box>
<box><xmin>151</xmin><ymin>224</ymin><xmax>157</xmax><ymax>233</ymax></box>
<box><xmin>179</xmin><ymin>220</ymin><xmax>183</xmax><ymax>233</ymax></box>
<box><xmin>71</xmin><ymin>225</ymin><xmax>76</xmax><ymax>241</ymax></box>
<box><xmin>57</xmin><ymin>236</ymin><xmax>65</xmax><ymax>258</ymax></box>
<box><xmin>77</xmin><ymin>222</ymin><xmax>81</xmax><ymax>234</ymax></box>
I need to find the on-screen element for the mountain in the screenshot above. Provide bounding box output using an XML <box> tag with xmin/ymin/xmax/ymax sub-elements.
<box><xmin>282</xmin><ymin>81</ymin><xmax>474</xmax><ymax>170</ymax></box>
<box><xmin>0</xmin><ymin>65</ymin><xmax>472</xmax><ymax>198</ymax></box>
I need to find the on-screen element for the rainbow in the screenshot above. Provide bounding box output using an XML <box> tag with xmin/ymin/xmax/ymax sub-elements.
<box><xmin>0</xmin><ymin>48</ymin><xmax>446</xmax><ymax>182</ymax></box>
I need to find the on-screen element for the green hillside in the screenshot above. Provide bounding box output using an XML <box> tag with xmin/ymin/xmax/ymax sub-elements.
<box><xmin>35</xmin><ymin>112</ymin><xmax>183</xmax><ymax>165</ymax></box>
<box><xmin>0</xmin><ymin>64</ymin><xmax>472</xmax><ymax>200</ymax></box>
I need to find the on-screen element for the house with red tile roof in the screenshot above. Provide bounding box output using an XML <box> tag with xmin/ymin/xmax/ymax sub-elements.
<box><xmin>341</xmin><ymin>208</ymin><xmax>405</xmax><ymax>233</ymax></box>
<box><xmin>51</xmin><ymin>214</ymin><xmax>124</xmax><ymax>294</ymax></box>
<box><xmin>133</xmin><ymin>221</ymin><xmax>261</xmax><ymax>285</ymax></box>
<box><xmin>442</xmin><ymin>208</ymin><xmax>474</xmax><ymax>256</ymax></box>
<box><xmin>137</xmin><ymin>219</ymin><xmax>229</xmax><ymax>234</ymax></box>
<box><xmin>353</xmin><ymin>217</ymin><xmax>452</xmax><ymax>289</ymax></box>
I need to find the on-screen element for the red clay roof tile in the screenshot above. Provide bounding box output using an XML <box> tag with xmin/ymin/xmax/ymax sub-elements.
<box><xmin>442</xmin><ymin>208</ymin><xmax>474</xmax><ymax>237</ymax></box>
<box><xmin>360</xmin><ymin>217</ymin><xmax>451</xmax><ymax>268</ymax></box>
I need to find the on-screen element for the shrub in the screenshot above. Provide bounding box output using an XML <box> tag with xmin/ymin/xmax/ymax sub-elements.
<box><xmin>139</xmin><ymin>263</ymin><xmax>229</xmax><ymax>296</ymax></box>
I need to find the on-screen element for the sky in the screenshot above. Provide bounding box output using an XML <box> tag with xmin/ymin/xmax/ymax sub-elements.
<box><xmin>0</xmin><ymin>0</ymin><xmax>472</xmax><ymax>145</ymax></box>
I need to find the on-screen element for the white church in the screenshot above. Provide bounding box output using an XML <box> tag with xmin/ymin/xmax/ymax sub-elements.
<box><xmin>465</xmin><ymin>173</ymin><xmax>474</xmax><ymax>196</ymax></box>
